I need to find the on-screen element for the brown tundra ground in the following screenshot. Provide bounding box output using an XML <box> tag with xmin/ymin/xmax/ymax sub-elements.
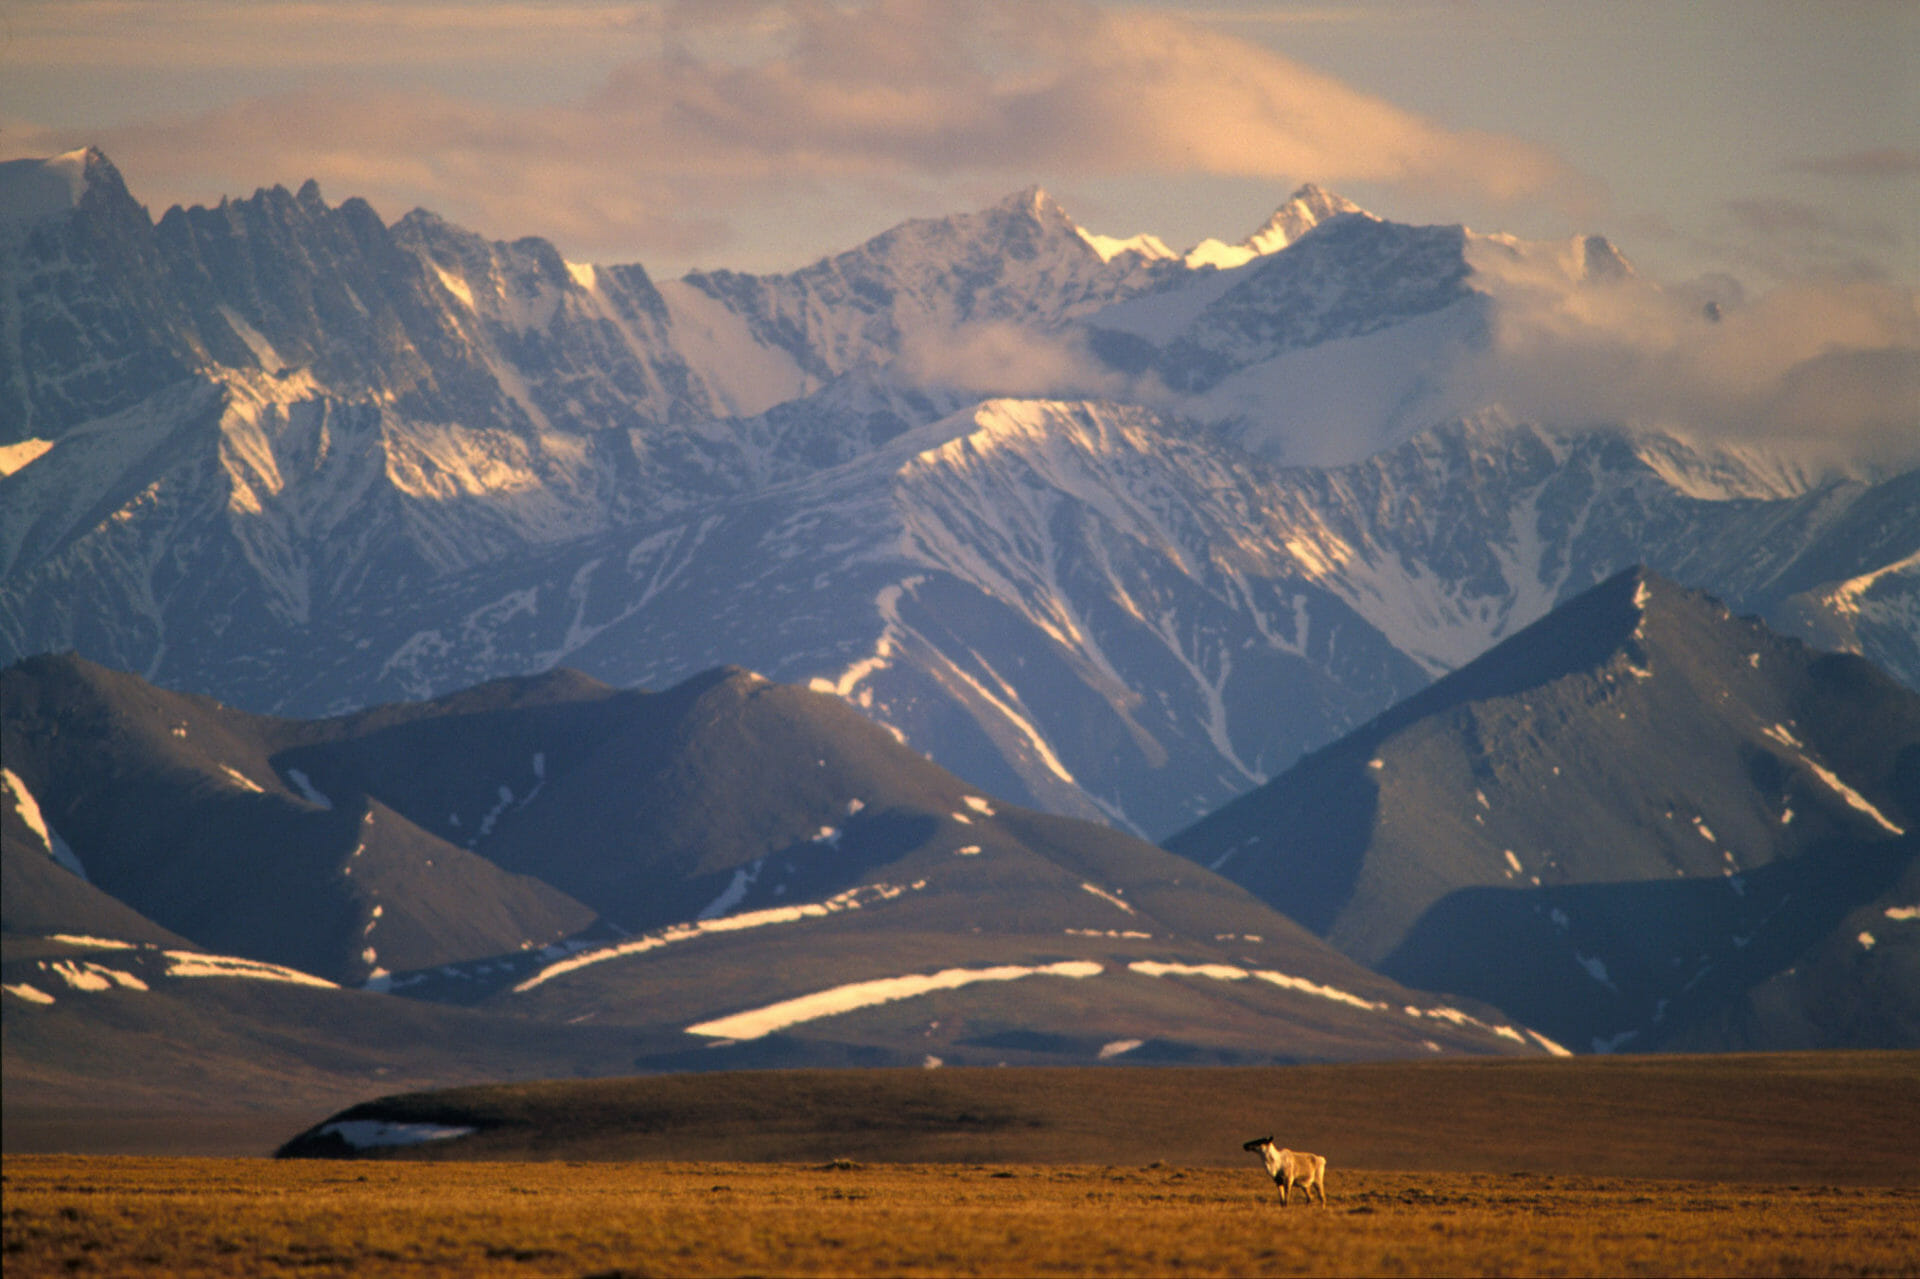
<box><xmin>6</xmin><ymin>1053</ymin><xmax>1918</xmax><ymax>1276</ymax></box>
<box><xmin>5</xmin><ymin>1157</ymin><xmax>1918</xmax><ymax>1277</ymax></box>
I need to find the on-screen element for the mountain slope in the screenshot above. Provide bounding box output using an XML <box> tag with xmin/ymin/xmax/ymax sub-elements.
<box><xmin>1</xmin><ymin>932</ymin><xmax>656</xmax><ymax>1127</ymax></box>
<box><xmin>261</xmin><ymin>401</ymin><xmax>1918</xmax><ymax>838</ymax></box>
<box><xmin>672</xmin><ymin>187</ymin><xmax>1173</xmax><ymax>389</ymax></box>
<box><xmin>1</xmin><ymin>654</ymin><xmax>597</xmax><ymax>984</ymax></box>
<box><xmin>3</xmin><ymin>152</ymin><xmax>1914</xmax><ymax>843</ymax></box>
<box><xmin>1166</xmin><ymin>568</ymin><xmax>1919</xmax><ymax>1052</ymax></box>
<box><xmin>5</xmin><ymin>656</ymin><xmax>1563</xmax><ymax>1081</ymax></box>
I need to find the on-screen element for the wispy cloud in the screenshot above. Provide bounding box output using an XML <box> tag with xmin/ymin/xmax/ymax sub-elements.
<box><xmin>3</xmin><ymin>0</ymin><xmax>1597</xmax><ymax>267</ymax></box>
<box><xmin>1723</xmin><ymin>198</ymin><xmax>1898</xmax><ymax>247</ymax></box>
<box><xmin>1457</xmin><ymin>263</ymin><xmax>1920</xmax><ymax>468</ymax></box>
<box><xmin>1785</xmin><ymin>148</ymin><xmax>1920</xmax><ymax>180</ymax></box>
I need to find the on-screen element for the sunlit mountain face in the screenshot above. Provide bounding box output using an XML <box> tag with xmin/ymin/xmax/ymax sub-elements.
<box><xmin>3</xmin><ymin>151</ymin><xmax>1912</xmax><ymax>840</ymax></box>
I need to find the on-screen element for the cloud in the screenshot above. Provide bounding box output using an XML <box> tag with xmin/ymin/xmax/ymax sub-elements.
<box><xmin>1723</xmin><ymin>198</ymin><xmax>1898</xmax><ymax>248</ymax></box>
<box><xmin>895</xmin><ymin>321</ymin><xmax>1149</xmax><ymax>403</ymax></box>
<box><xmin>1710</xmin><ymin>197</ymin><xmax>1907</xmax><ymax>286</ymax></box>
<box><xmin>1455</xmin><ymin>259</ymin><xmax>1920</xmax><ymax>469</ymax></box>
<box><xmin>1785</xmin><ymin>148</ymin><xmax>1920</xmax><ymax>180</ymax></box>
<box><xmin>8</xmin><ymin>0</ymin><xmax>1597</xmax><ymax>267</ymax></box>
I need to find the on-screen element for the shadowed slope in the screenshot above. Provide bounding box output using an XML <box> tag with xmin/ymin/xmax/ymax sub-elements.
<box><xmin>1167</xmin><ymin>568</ymin><xmax>1920</xmax><ymax>1052</ymax></box>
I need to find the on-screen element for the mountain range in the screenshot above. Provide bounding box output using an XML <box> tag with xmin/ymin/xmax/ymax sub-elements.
<box><xmin>8</xmin><ymin>564</ymin><xmax>1914</xmax><ymax>1122</ymax></box>
<box><xmin>3</xmin><ymin>149</ymin><xmax>1914</xmax><ymax>840</ymax></box>
<box><xmin>3</xmin><ymin>149</ymin><xmax>1916</xmax><ymax>1132</ymax></box>
<box><xmin>5</xmin><ymin>652</ymin><xmax>1561</xmax><ymax>1122</ymax></box>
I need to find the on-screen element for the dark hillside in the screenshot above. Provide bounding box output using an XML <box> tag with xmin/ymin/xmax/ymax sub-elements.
<box><xmin>1168</xmin><ymin>568</ymin><xmax>1920</xmax><ymax>1053</ymax></box>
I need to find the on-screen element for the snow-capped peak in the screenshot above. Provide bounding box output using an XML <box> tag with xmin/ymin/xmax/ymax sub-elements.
<box><xmin>1183</xmin><ymin>183</ymin><xmax>1369</xmax><ymax>270</ymax></box>
<box><xmin>0</xmin><ymin>147</ymin><xmax>110</xmax><ymax>227</ymax></box>
<box><xmin>994</xmin><ymin>185</ymin><xmax>1076</xmax><ymax>228</ymax></box>
<box><xmin>1077</xmin><ymin>227</ymin><xmax>1178</xmax><ymax>264</ymax></box>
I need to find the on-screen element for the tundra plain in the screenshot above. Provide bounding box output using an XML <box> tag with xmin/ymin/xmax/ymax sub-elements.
<box><xmin>5</xmin><ymin>1053</ymin><xmax>1918</xmax><ymax>1277</ymax></box>
<box><xmin>6</xmin><ymin>1158</ymin><xmax>1917</xmax><ymax>1278</ymax></box>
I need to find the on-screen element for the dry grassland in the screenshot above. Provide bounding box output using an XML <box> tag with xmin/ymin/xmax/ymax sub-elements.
<box><xmin>6</xmin><ymin>1155</ymin><xmax>1918</xmax><ymax>1278</ymax></box>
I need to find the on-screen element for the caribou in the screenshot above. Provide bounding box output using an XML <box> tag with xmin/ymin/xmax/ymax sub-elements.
<box><xmin>1242</xmin><ymin>1135</ymin><xmax>1327</xmax><ymax>1206</ymax></box>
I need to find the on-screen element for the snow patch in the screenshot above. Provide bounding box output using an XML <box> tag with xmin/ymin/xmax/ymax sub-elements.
<box><xmin>162</xmin><ymin>951</ymin><xmax>338</xmax><ymax>989</ymax></box>
<box><xmin>218</xmin><ymin>764</ymin><xmax>265</xmax><ymax>794</ymax></box>
<box><xmin>0</xmin><ymin>437</ymin><xmax>54</xmax><ymax>476</ymax></box>
<box><xmin>37</xmin><ymin>958</ymin><xmax>148</xmax><ymax>993</ymax></box>
<box><xmin>1098</xmin><ymin>1038</ymin><xmax>1145</xmax><ymax>1059</ymax></box>
<box><xmin>474</xmin><ymin>784</ymin><xmax>517</xmax><ymax>840</ymax></box>
<box><xmin>1077</xmin><ymin>228</ymin><xmax>1175</xmax><ymax>263</ymax></box>
<box><xmin>1762</xmin><ymin>725</ymin><xmax>1905</xmax><ymax>834</ymax></box>
<box><xmin>1592</xmin><ymin>1029</ymin><xmax>1640</xmax><ymax>1053</ymax></box>
<box><xmin>318</xmin><ymin>1120</ymin><xmax>476</xmax><ymax>1150</ymax></box>
<box><xmin>3</xmin><ymin>768</ymin><xmax>86</xmax><ymax>879</ymax></box>
<box><xmin>1857</xmin><ymin>931</ymin><xmax>1877</xmax><ymax>951</ymax></box>
<box><xmin>961</xmin><ymin>795</ymin><xmax>996</xmax><ymax>816</ymax></box>
<box><xmin>46</xmin><ymin>960</ymin><xmax>113</xmax><ymax>991</ymax></box>
<box><xmin>1128</xmin><ymin>960</ymin><xmax>1389</xmax><ymax>1013</ymax></box>
<box><xmin>698</xmin><ymin>859</ymin><xmax>765</xmax><ymax>919</ymax></box>
<box><xmin>683</xmin><ymin>961</ymin><xmax>1104</xmax><ymax>1041</ymax></box>
<box><xmin>1762</xmin><ymin>723</ymin><xmax>1805</xmax><ymax>750</ymax></box>
<box><xmin>515</xmin><ymin>882</ymin><xmax>919</xmax><ymax>992</ymax></box>
<box><xmin>1801</xmin><ymin>759</ymin><xmax>1906</xmax><ymax>835</ymax></box>
<box><xmin>1884</xmin><ymin>906</ymin><xmax>1920</xmax><ymax>922</ymax></box>
<box><xmin>1080</xmin><ymin>883</ymin><xmax>1136</xmax><ymax>915</ymax></box>
<box><xmin>1574</xmin><ymin>952</ymin><xmax>1618</xmax><ymax>991</ymax></box>
<box><xmin>47</xmin><ymin>934</ymin><xmax>136</xmax><ymax>950</ymax></box>
<box><xmin>4</xmin><ymin>983</ymin><xmax>55</xmax><ymax>1005</ymax></box>
<box><xmin>429</xmin><ymin>262</ymin><xmax>474</xmax><ymax>309</ymax></box>
<box><xmin>216</xmin><ymin>305</ymin><xmax>285</xmax><ymax>370</ymax></box>
<box><xmin>284</xmin><ymin>768</ymin><xmax>333</xmax><ymax>809</ymax></box>
<box><xmin>954</xmin><ymin>845</ymin><xmax>982</xmax><ymax>856</ymax></box>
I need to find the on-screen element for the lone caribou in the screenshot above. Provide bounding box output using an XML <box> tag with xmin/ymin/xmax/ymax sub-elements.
<box><xmin>1243</xmin><ymin>1135</ymin><xmax>1327</xmax><ymax>1206</ymax></box>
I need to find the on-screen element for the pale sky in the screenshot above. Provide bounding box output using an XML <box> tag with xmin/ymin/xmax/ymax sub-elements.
<box><xmin>2</xmin><ymin>0</ymin><xmax>1915</xmax><ymax>293</ymax></box>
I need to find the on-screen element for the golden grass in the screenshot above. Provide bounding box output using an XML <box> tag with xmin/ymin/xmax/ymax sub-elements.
<box><xmin>6</xmin><ymin>1156</ymin><xmax>1918</xmax><ymax>1278</ymax></box>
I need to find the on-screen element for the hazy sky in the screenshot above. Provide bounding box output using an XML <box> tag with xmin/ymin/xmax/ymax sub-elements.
<box><xmin>2</xmin><ymin>0</ymin><xmax>1915</xmax><ymax>291</ymax></box>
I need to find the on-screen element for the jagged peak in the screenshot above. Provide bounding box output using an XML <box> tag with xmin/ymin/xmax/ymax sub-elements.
<box><xmin>1264</xmin><ymin>183</ymin><xmax>1368</xmax><ymax>233</ymax></box>
<box><xmin>1580</xmin><ymin>234</ymin><xmax>1634</xmax><ymax>281</ymax></box>
<box><xmin>987</xmin><ymin>185</ymin><xmax>1094</xmax><ymax>246</ymax></box>
<box><xmin>994</xmin><ymin>184</ymin><xmax>1063</xmax><ymax>218</ymax></box>
<box><xmin>1183</xmin><ymin>183</ymin><xmax>1370</xmax><ymax>271</ymax></box>
<box><xmin>0</xmin><ymin>146</ymin><xmax>131</xmax><ymax>227</ymax></box>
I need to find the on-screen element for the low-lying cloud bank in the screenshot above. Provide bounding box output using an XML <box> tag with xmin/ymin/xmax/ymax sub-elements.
<box><xmin>1461</xmin><ymin>266</ymin><xmax>1919</xmax><ymax>471</ymax></box>
<box><xmin>894</xmin><ymin>244</ymin><xmax>1918</xmax><ymax>474</ymax></box>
